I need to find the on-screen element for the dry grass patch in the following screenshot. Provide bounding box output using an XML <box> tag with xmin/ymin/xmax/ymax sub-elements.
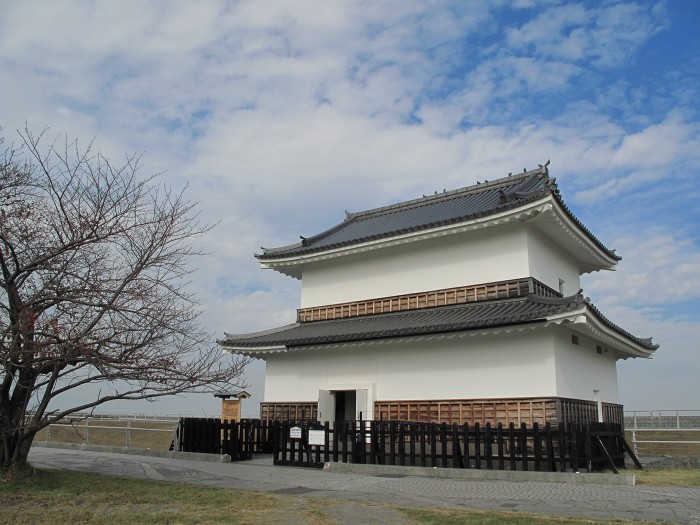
<box><xmin>635</xmin><ymin>467</ymin><xmax>700</xmax><ymax>487</ymax></box>
<box><xmin>1</xmin><ymin>469</ymin><xmax>286</xmax><ymax>525</ymax></box>
<box><xmin>3</xmin><ymin>468</ymin><xmax>692</xmax><ymax>525</ymax></box>
<box><xmin>403</xmin><ymin>508</ymin><xmax>660</xmax><ymax>524</ymax></box>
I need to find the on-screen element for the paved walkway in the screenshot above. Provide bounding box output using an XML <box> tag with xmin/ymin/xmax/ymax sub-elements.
<box><xmin>28</xmin><ymin>447</ymin><xmax>700</xmax><ymax>524</ymax></box>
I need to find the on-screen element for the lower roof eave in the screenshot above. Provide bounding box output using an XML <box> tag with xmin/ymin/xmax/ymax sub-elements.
<box><xmin>221</xmin><ymin>344</ymin><xmax>287</xmax><ymax>357</ymax></box>
<box><xmin>219</xmin><ymin>320</ymin><xmax>553</xmax><ymax>357</ymax></box>
<box><xmin>545</xmin><ymin>308</ymin><xmax>656</xmax><ymax>359</ymax></box>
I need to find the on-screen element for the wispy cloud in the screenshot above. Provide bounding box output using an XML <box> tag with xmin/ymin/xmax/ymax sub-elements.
<box><xmin>505</xmin><ymin>2</ymin><xmax>667</xmax><ymax>67</ymax></box>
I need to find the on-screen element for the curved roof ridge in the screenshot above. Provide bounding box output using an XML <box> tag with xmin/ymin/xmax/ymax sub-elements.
<box><xmin>551</xmin><ymin>190</ymin><xmax>621</xmax><ymax>261</ymax></box>
<box><xmin>582</xmin><ymin>296</ymin><xmax>658</xmax><ymax>350</ymax></box>
<box><xmin>220</xmin><ymin>322</ymin><xmax>300</xmax><ymax>342</ymax></box>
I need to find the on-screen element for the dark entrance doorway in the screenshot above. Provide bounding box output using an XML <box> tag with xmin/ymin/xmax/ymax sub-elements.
<box><xmin>334</xmin><ymin>390</ymin><xmax>356</xmax><ymax>421</ymax></box>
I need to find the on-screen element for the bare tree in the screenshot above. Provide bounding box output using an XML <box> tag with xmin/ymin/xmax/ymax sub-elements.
<box><xmin>0</xmin><ymin>126</ymin><xmax>250</xmax><ymax>471</ymax></box>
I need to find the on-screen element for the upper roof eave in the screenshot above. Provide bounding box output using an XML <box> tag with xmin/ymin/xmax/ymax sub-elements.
<box><xmin>256</xmin><ymin>194</ymin><xmax>619</xmax><ymax>279</ymax></box>
<box><xmin>255</xmin><ymin>167</ymin><xmax>620</xmax><ymax>271</ymax></box>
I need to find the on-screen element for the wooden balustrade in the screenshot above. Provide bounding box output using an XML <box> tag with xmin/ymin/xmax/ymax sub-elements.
<box><xmin>297</xmin><ymin>277</ymin><xmax>559</xmax><ymax>323</ymax></box>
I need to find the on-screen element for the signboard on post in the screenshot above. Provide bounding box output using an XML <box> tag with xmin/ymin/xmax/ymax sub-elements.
<box><xmin>308</xmin><ymin>429</ymin><xmax>325</xmax><ymax>446</ymax></box>
<box><xmin>289</xmin><ymin>426</ymin><xmax>302</xmax><ymax>439</ymax></box>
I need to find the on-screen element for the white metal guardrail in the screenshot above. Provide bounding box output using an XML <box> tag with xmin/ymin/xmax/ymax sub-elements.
<box><xmin>42</xmin><ymin>418</ymin><xmax>178</xmax><ymax>448</ymax></box>
<box><xmin>625</xmin><ymin>410</ymin><xmax>700</xmax><ymax>429</ymax></box>
<box><xmin>624</xmin><ymin>410</ymin><xmax>700</xmax><ymax>456</ymax></box>
<box><xmin>35</xmin><ymin>410</ymin><xmax>700</xmax><ymax>453</ymax></box>
<box><xmin>629</xmin><ymin>429</ymin><xmax>700</xmax><ymax>455</ymax></box>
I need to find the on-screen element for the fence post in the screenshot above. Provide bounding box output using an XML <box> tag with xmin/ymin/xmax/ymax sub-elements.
<box><xmin>389</xmin><ymin>422</ymin><xmax>396</xmax><ymax>466</ymax></box>
<box><xmin>126</xmin><ymin>421</ymin><xmax>131</xmax><ymax>448</ymax></box>
<box><xmin>508</xmin><ymin>422</ymin><xmax>516</xmax><ymax>471</ymax></box>
<box><xmin>533</xmin><ymin>422</ymin><xmax>541</xmax><ymax>471</ymax></box>
<box><xmin>520</xmin><ymin>422</ymin><xmax>528</xmax><ymax>471</ymax></box>
<box><xmin>451</xmin><ymin>423</ymin><xmax>462</xmax><ymax>469</ymax></box>
<box><xmin>84</xmin><ymin>419</ymin><xmax>89</xmax><ymax>445</ymax></box>
<box><xmin>545</xmin><ymin>422</ymin><xmax>554</xmax><ymax>472</ymax></box>
<box><xmin>557</xmin><ymin>424</ymin><xmax>566</xmax><ymax>472</ymax></box>
<box><xmin>497</xmin><ymin>423</ymin><xmax>504</xmax><ymax>470</ymax></box>
<box><xmin>584</xmin><ymin>425</ymin><xmax>592</xmax><ymax>472</ymax></box>
<box><xmin>272</xmin><ymin>420</ymin><xmax>279</xmax><ymax>464</ymax></box>
<box><xmin>474</xmin><ymin>422</ymin><xmax>481</xmax><ymax>470</ymax></box>
<box><xmin>464</xmin><ymin>423</ymin><xmax>471</xmax><ymax>469</ymax></box>
<box><xmin>350</xmin><ymin>421</ymin><xmax>358</xmax><ymax>464</ymax></box>
<box><xmin>440</xmin><ymin>423</ymin><xmax>448</xmax><ymax>469</ymax></box>
<box><xmin>485</xmin><ymin>423</ymin><xmax>493</xmax><ymax>470</ymax></box>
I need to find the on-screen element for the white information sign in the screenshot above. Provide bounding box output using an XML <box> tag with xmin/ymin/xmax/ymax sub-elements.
<box><xmin>308</xmin><ymin>429</ymin><xmax>325</xmax><ymax>446</ymax></box>
<box><xmin>289</xmin><ymin>426</ymin><xmax>302</xmax><ymax>439</ymax></box>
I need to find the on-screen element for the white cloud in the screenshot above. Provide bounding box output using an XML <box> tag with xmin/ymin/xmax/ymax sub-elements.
<box><xmin>599</xmin><ymin>303</ymin><xmax>700</xmax><ymax>411</ymax></box>
<box><xmin>1</xmin><ymin>0</ymin><xmax>698</xmax><ymax>414</ymax></box>
<box><xmin>505</xmin><ymin>2</ymin><xmax>667</xmax><ymax>67</ymax></box>
<box><xmin>584</xmin><ymin>233</ymin><xmax>700</xmax><ymax>307</ymax></box>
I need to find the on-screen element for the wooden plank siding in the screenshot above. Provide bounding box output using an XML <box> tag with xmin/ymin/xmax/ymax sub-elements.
<box><xmin>260</xmin><ymin>402</ymin><xmax>318</xmax><ymax>423</ymax></box>
<box><xmin>375</xmin><ymin>398</ymin><xmax>560</xmax><ymax>427</ymax></box>
<box><xmin>260</xmin><ymin>397</ymin><xmax>606</xmax><ymax>427</ymax></box>
<box><xmin>297</xmin><ymin>277</ymin><xmax>559</xmax><ymax>323</ymax></box>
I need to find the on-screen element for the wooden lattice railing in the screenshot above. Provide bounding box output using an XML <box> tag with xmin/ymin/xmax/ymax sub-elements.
<box><xmin>297</xmin><ymin>277</ymin><xmax>559</xmax><ymax>322</ymax></box>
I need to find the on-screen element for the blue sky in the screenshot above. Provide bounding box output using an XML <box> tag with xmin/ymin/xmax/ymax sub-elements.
<box><xmin>1</xmin><ymin>0</ymin><xmax>698</xmax><ymax>416</ymax></box>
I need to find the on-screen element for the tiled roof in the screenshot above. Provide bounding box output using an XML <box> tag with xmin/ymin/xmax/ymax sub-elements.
<box><xmin>219</xmin><ymin>293</ymin><xmax>657</xmax><ymax>351</ymax></box>
<box><xmin>257</xmin><ymin>166</ymin><xmax>620</xmax><ymax>261</ymax></box>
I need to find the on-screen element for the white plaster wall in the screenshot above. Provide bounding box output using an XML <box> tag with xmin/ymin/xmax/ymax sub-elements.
<box><xmin>300</xmin><ymin>224</ymin><xmax>530</xmax><ymax>307</ymax></box>
<box><xmin>263</xmin><ymin>329</ymin><xmax>564</xmax><ymax>409</ymax></box>
<box><xmin>526</xmin><ymin>227</ymin><xmax>580</xmax><ymax>295</ymax></box>
<box><xmin>552</xmin><ymin>327</ymin><xmax>619</xmax><ymax>403</ymax></box>
<box><xmin>373</xmin><ymin>331</ymin><xmax>558</xmax><ymax>400</ymax></box>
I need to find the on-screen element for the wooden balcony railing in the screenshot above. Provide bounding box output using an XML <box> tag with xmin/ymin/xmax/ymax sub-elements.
<box><xmin>297</xmin><ymin>277</ymin><xmax>559</xmax><ymax>323</ymax></box>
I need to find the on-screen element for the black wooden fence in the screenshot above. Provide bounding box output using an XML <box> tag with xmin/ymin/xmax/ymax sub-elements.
<box><xmin>273</xmin><ymin>420</ymin><xmax>639</xmax><ymax>473</ymax></box>
<box><xmin>176</xmin><ymin>417</ymin><xmax>639</xmax><ymax>473</ymax></box>
<box><xmin>177</xmin><ymin>418</ymin><xmax>274</xmax><ymax>461</ymax></box>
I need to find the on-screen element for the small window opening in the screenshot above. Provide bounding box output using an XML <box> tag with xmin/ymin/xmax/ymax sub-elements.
<box><xmin>596</xmin><ymin>345</ymin><xmax>603</xmax><ymax>355</ymax></box>
<box><xmin>558</xmin><ymin>278</ymin><xmax>565</xmax><ymax>295</ymax></box>
<box><xmin>571</xmin><ymin>335</ymin><xmax>579</xmax><ymax>345</ymax></box>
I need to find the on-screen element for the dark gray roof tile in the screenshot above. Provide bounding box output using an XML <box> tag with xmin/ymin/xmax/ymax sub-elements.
<box><xmin>219</xmin><ymin>293</ymin><xmax>657</xmax><ymax>352</ymax></box>
<box><xmin>257</xmin><ymin>167</ymin><xmax>619</xmax><ymax>261</ymax></box>
<box><xmin>222</xmin><ymin>294</ymin><xmax>561</xmax><ymax>347</ymax></box>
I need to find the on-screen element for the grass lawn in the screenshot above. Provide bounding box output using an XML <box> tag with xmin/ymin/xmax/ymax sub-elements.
<box><xmin>635</xmin><ymin>467</ymin><xmax>700</xmax><ymax>487</ymax></box>
<box><xmin>1</xmin><ymin>468</ymin><xmax>675</xmax><ymax>525</ymax></box>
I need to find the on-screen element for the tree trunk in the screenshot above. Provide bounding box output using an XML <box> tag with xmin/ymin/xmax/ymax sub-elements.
<box><xmin>1</xmin><ymin>428</ymin><xmax>35</xmax><ymax>472</ymax></box>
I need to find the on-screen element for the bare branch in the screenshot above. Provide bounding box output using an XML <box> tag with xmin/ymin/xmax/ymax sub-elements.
<box><xmin>0</xmin><ymin>125</ymin><xmax>249</xmax><ymax>469</ymax></box>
